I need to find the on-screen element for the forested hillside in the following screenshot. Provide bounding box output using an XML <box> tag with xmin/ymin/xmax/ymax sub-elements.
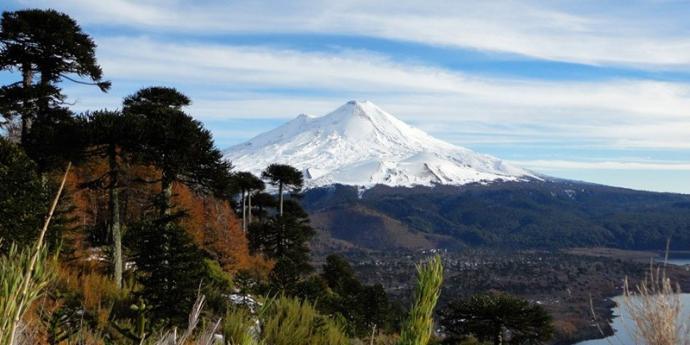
<box><xmin>304</xmin><ymin>181</ymin><xmax>690</xmax><ymax>251</ymax></box>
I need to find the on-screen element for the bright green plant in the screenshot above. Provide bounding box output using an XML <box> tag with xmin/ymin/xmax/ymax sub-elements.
<box><xmin>223</xmin><ymin>307</ymin><xmax>260</xmax><ymax>345</ymax></box>
<box><xmin>397</xmin><ymin>255</ymin><xmax>444</xmax><ymax>345</ymax></box>
<box><xmin>0</xmin><ymin>244</ymin><xmax>55</xmax><ymax>345</ymax></box>
<box><xmin>0</xmin><ymin>163</ymin><xmax>69</xmax><ymax>345</ymax></box>
<box><xmin>261</xmin><ymin>295</ymin><xmax>349</xmax><ymax>345</ymax></box>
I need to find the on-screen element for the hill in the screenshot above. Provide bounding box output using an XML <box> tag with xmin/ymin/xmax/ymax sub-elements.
<box><xmin>302</xmin><ymin>180</ymin><xmax>690</xmax><ymax>251</ymax></box>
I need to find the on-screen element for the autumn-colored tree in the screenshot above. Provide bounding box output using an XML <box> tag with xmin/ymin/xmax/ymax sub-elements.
<box><xmin>174</xmin><ymin>183</ymin><xmax>272</xmax><ymax>276</ymax></box>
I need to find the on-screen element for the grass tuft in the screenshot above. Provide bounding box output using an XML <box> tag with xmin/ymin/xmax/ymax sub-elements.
<box><xmin>397</xmin><ymin>255</ymin><xmax>444</xmax><ymax>345</ymax></box>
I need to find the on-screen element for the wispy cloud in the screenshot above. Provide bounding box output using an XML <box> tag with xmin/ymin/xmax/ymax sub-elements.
<box><xmin>78</xmin><ymin>36</ymin><xmax>690</xmax><ymax>150</ymax></box>
<box><xmin>513</xmin><ymin>159</ymin><xmax>690</xmax><ymax>171</ymax></box>
<box><xmin>21</xmin><ymin>0</ymin><xmax>690</xmax><ymax>68</ymax></box>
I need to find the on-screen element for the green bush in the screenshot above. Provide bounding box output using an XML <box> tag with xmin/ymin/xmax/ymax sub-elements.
<box><xmin>261</xmin><ymin>295</ymin><xmax>349</xmax><ymax>345</ymax></box>
<box><xmin>223</xmin><ymin>307</ymin><xmax>259</xmax><ymax>345</ymax></box>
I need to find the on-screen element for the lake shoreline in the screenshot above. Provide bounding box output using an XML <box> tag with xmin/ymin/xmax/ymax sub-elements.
<box><xmin>571</xmin><ymin>292</ymin><xmax>690</xmax><ymax>345</ymax></box>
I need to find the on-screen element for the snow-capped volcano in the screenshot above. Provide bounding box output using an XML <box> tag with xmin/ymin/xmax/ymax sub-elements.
<box><xmin>224</xmin><ymin>100</ymin><xmax>536</xmax><ymax>189</ymax></box>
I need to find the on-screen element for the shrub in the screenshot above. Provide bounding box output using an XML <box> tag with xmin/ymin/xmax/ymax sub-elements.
<box><xmin>261</xmin><ymin>295</ymin><xmax>349</xmax><ymax>345</ymax></box>
<box><xmin>223</xmin><ymin>307</ymin><xmax>259</xmax><ymax>345</ymax></box>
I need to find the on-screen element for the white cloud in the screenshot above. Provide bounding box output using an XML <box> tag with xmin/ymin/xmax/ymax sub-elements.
<box><xmin>76</xmin><ymin>36</ymin><xmax>690</xmax><ymax>150</ymax></box>
<box><xmin>513</xmin><ymin>159</ymin><xmax>690</xmax><ymax>171</ymax></box>
<box><xmin>22</xmin><ymin>0</ymin><xmax>690</xmax><ymax>68</ymax></box>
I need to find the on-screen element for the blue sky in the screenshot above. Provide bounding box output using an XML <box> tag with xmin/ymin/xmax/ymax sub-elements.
<box><xmin>3</xmin><ymin>0</ymin><xmax>690</xmax><ymax>193</ymax></box>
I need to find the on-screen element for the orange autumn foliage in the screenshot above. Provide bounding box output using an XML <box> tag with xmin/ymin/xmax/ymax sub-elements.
<box><xmin>63</xmin><ymin>155</ymin><xmax>271</xmax><ymax>278</ymax></box>
<box><xmin>173</xmin><ymin>183</ymin><xmax>273</xmax><ymax>276</ymax></box>
<box><xmin>60</xmin><ymin>160</ymin><xmax>109</xmax><ymax>272</ymax></box>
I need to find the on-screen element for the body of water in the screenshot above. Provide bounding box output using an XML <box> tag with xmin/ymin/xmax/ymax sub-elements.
<box><xmin>576</xmin><ymin>294</ymin><xmax>690</xmax><ymax>345</ymax></box>
<box><xmin>666</xmin><ymin>258</ymin><xmax>690</xmax><ymax>267</ymax></box>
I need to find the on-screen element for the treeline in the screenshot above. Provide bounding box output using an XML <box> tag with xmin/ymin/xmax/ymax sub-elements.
<box><xmin>301</xmin><ymin>182</ymin><xmax>690</xmax><ymax>250</ymax></box>
<box><xmin>0</xmin><ymin>8</ymin><xmax>554</xmax><ymax>345</ymax></box>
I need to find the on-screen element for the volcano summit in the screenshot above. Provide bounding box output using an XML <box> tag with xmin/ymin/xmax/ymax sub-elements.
<box><xmin>224</xmin><ymin>100</ymin><xmax>535</xmax><ymax>189</ymax></box>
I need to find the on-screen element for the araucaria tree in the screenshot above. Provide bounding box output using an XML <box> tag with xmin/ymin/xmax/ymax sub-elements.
<box><xmin>79</xmin><ymin>110</ymin><xmax>141</xmax><ymax>288</ymax></box>
<box><xmin>0</xmin><ymin>138</ymin><xmax>47</xmax><ymax>247</ymax></box>
<box><xmin>0</xmin><ymin>9</ymin><xmax>110</xmax><ymax>143</ymax></box>
<box><xmin>122</xmin><ymin>87</ymin><xmax>230</xmax><ymax>216</ymax></box>
<box><xmin>248</xmin><ymin>199</ymin><xmax>315</xmax><ymax>290</ymax></box>
<box><xmin>234</xmin><ymin>171</ymin><xmax>265</xmax><ymax>232</ymax></box>
<box><xmin>130</xmin><ymin>218</ymin><xmax>207</xmax><ymax>324</ymax></box>
<box><xmin>321</xmin><ymin>254</ymin><xmax>397</xmax><ymax>337</ymax></box>
<box><xmin>261</xmin><ymin>163</ymin><xmax>303</xmax><ymax>216</ymax></box>
<box><xmin>440</xmin><ymin>292</ymin><xmax>554</xmax><ymax>345</ymax></box>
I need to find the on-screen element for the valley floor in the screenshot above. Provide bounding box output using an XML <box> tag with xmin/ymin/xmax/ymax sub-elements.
<box><xmin>313</xmin><ymin>248</ymin><xmax>690</xmax><ymax>344</ymax></box>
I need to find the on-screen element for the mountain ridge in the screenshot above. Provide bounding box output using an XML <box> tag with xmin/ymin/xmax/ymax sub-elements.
<box><xmin>302</xmin><ymin>180</ymin><xmax>690</xmax><ymax>252</ymax></box>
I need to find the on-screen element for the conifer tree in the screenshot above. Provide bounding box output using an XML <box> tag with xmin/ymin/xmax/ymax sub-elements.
<box><xmin>0</xmin><ymin>9</ymin><xmax>109</xmax><ymax>144</ymax></box>
<box><xmin>21</xmin><ymin>106</ymin><xmax>86</xmax><ymax>173</ymax></box>
<box><xmin>79</xmin><ymin>110</ymin><xmax>142</xmax><ymax>288</ymax></box>
<box><xmin>250</xmin><ymin>191</ymin><xmax>276</xmax><ymax>222</ymax></box>
<box><xmin>0</xmin><ymin>137</ymin><xmax>47</xmax><ymax>247</ymax></box>
<box><xmin>321</xmin><ymin>254</ymin><xmax>396</xmax><ymax>336</ymax></box>
<box><xmin>234</xmin><ymin>171</ymin><xmax>265</xmax><ymax>232</ymax></box>
<box><xmin>261</xmin><ymin>164</ymin><xmax>303</xmax><ymax>216</ymax></box>
<box><xmin>440</xmin><ymin>292</ymin><xmax>554</xmax><ymax>345</ymax></box>
<box><xmin>130</xmin><ymin>218</ymin><xmax>207</xmax><ymax>324</ymax></box>
<box><xmin>122</xmin><ymin>87</ymin><xmax>231</xmax><ymax>216</ymax></box>
<box><xmin>248</xmin><ymin>199</ymin><xmax>314</xmax><ymax>290</ymax></box>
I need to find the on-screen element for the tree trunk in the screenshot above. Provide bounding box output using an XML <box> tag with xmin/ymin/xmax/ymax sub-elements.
<box><xmin>278</xmin><ymin>182</ymin><xmax>284</xmax><ymax>217</ymax></box>
<box><xmin>248</xmin><ymin>192</ymin><xmax>253</xmax><ymax>224</ymax></box>
<box><xmin>20</xmin><ymin>64</ymin><xmax>33</xmax><ymax>144</ymax></box>
<box><xmin>108</xmin><ymin>145</ymin><xmax>123</xmax><ymax>288</ymax></box>
<box><xmin>161</xmin><ymin>175</ymin><xmax>173</xmax><ymax>217</ymax></box>
<box><xmin>38</xmin><ymin>68</ymin><xmax>51</xmax><ymax>110</ymax></box>
<box><xmin>241</xmin><ymin>189</ymin><xmax>247</xmax><ymax>232</ymax></box>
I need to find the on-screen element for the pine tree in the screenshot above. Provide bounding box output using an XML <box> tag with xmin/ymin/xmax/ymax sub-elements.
<box><xmin>320</xmin><ymin>254</ymin><xmax>396</xmax><ymax>336</ymax></box>
<box><xmin>261</xmin><ymin>164</ymin><xmax>303</xmax><ymax>216</ymax></box>
<box><xmin>79</xmin><ymin>110</ymin><xmax>142</xmax><ymax>288</ymax></box>
<box><xmin>122</xmin><ymin>87</ymin><xmax>231</xmax><ymax>216</ymax></box>
<box><xmin>130</xmin><ymin>218</ymin><xmax>207</xmax><ymax>324</ymax></box>
<box><xmin>0</xmin><ymin>137</ymin><xmax>47</xmax><ymax>248</ymax></box>
<box><xmin>248</xmin><ymin>199</ymin><xmax>314</xmax><ymax>291</ymax></box>
<box><xmin>249</xmin><ymin>191</ymin><xmax>276</xmax><ymax>222</ymax></box>
<box><xmin>21</xmin><ymin>106</ymin><xmax>86</xmax><ymax>173</ymax></box>
<box><xmin>234</xmin><ymin>171</ymin><xmax>265</xmax><ymax>232</ymax></box>
<box><xmin>0</xmin><ymin>9</ymin><xmax>109</xmax><ymax>144</ymax></box>
<box><xmin>440</xmin><ymin>292</ymin><xmax>554</xmax><ymax>345</ymax></box>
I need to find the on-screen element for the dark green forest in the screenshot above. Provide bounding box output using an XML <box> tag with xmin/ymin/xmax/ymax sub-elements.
<box><xmin>304</xmin><ymin>181</ymin><xmax>690</xmax><ymax>250</ymax></box>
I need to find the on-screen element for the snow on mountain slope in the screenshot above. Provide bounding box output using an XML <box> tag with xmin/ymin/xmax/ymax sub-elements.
<box><xmin>223</xmin><ymin>100</ymin><xmax>537</xmax><ymax>189</ymax></box>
